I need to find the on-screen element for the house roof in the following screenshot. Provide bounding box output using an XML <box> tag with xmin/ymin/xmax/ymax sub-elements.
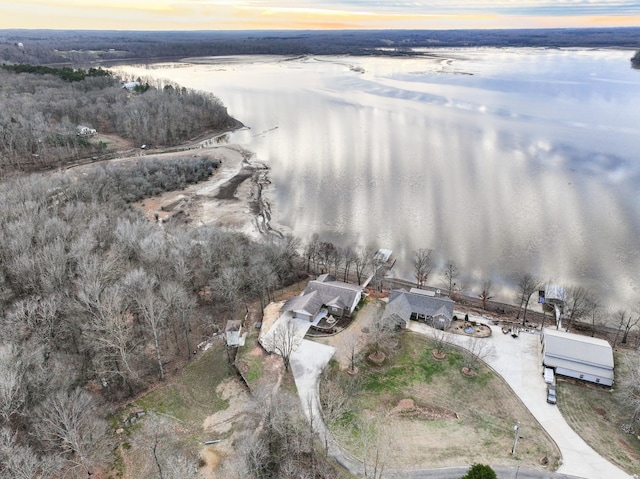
<box><xmin>383</xmin><ymin>294</ymin><xmax>412</xmax><ymax>326</ymax></box>
<box><xmin>389</xmin><ymin>289</ymin><xmax>454</xmax><ymax>316</ymax></box>
<box><xmin>543</xmin><ymin>328</ymin><xmax>614</xmax><ymax>370</ymax></box>
<box><xmin>281</xmin><ymin>290</ymin><xmax>324</xmax><ymax>317</ymax></box>
<box><xmin>383</xmin><ymin>288</ymin><xmax>454</xmax><ymax>326</ymax></box>
<box><xmin>225</xmin><ymin>320</ymin><xmax>242</xmax><ymax>332</ymax></box>
<box><xmin>303</xmin><ymin>277</ymin><xmax>363</xmax><ymax>311</ymax></box>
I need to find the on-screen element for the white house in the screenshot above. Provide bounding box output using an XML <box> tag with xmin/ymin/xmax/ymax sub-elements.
<box><xmin>542</xmin><ymin>328</ymin><xmax>614</xmax><ymax>386</ymax></box>
<box><xmin>76</xmin><ymin>125</ymin><xmax>96</xmax><ymax>136</ymax></box>
<box><xmin>122</xmin><ymin>81</ymin><xmax>140</xmax><ymax>91</ymax></box>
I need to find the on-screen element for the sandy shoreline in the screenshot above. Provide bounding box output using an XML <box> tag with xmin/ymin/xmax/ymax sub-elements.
<box><xmin>126</xmin><ymin>141</ymin><xmax>276</xmax><ymax>239</ymax></box>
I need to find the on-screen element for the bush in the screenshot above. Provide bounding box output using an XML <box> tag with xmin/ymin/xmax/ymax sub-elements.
<box><xmin>461</xmin><ymin>463</ymin><xmax>497</xmax><ymax>479</ymax></box>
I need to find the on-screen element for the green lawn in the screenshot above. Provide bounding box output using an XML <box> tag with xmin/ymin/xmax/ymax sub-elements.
<box><xmin>112</xmin><ymin>342</ymin><xmax>234</xmax><ymax>478</ymax></box>
<box><xmin>321</xmin><ymin>332</ymin><xmax>560</xmax><ymax>472</ymax></box>
<box><xmin>134</xmin><ymin>341</ymin><xmax>232</xmax><ymax>428</ymax></box>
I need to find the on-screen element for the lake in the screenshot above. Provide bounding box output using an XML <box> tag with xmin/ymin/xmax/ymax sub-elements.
<box><xmin>118</xmin><ymin>49</ymin><xmax>640</xmax><ymax>308</ymax></box>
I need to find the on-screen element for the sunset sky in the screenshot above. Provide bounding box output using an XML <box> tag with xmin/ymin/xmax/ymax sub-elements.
<box><xmin>2</xmin><ymin>0</ymin><xmax>640</xmax><ymax>31</ymax></box>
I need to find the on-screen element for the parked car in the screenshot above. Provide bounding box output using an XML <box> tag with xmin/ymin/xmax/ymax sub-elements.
<box><xmin>546</xmin><ymin>385</ymin><xmax>557</xmax><ymax>404</ymax></box>
<box><xmin>543</xmin><ymin>367</ymin><xmax>555</xmax><ymax>384</ymax></box>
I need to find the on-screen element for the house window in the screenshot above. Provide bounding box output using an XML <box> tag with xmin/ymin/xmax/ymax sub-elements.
<box><xmin>410</xmin><ymin>312</ymin><xmax>417</xmax><ymax>320</ymax></box>
<box><xmin>596</xmin><ymin>378</ymin><xmax>600</xmax><ymax>383</ymax></box>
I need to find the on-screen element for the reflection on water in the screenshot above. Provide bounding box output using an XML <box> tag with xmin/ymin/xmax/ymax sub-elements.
<box><xmin>119</xmin><ymin>49</ymin><xmax>640</xmax><ymax>307</ymax></box>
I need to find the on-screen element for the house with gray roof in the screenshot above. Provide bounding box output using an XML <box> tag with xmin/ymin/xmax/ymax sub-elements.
<box><xmin>280</xmin><ymin>274</ymin><xmax>363</xmax><ymax>322</ymax></box>
<box><xmin>383</xmin><ymin>288</ymin><xmax>454</xmax><ymax>329</ymax></box>
<box><xmin>542</xmin><ymin>328</ymin><xmax>614</xmax><ymax>386</ymax></box>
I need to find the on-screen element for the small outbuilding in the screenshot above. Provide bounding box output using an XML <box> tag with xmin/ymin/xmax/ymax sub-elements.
<box><xmin>542</xmin><ymin>328</ymin><xmax>614</xmax><ymax>386</ymax></box>
<box><xmin>225</xmin><ymin>320</ymin><xmax>244</xmax><ymax>348</ymax></box>
<box><xmin>76</xmin><ymin>125</ymin><xmax>96</xmax><ymax>136</ymax></box>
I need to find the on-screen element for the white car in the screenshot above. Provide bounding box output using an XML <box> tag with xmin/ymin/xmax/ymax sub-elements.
<box><xmin>543</xmin><ymin>367</ymin><xmax>555</xmax><ymax>384</ymax></box>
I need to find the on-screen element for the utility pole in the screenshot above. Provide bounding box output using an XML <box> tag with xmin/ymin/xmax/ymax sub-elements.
<box><xmin>511</xmin><ymin>421</ymin><xmax>520</xmax><ymax>455</ymax></box>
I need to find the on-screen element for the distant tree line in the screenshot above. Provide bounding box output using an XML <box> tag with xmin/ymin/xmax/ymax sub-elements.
<box><xmin>0</xmin><ymin>158</ymin><xmax>301</xmax><ymax>478</ymax></box>
<box><xmin>0</xmin><ymin>63</ymin><xmax>112</xmax><ymax>82</ymax></box>
<box><xmin>0</xmin><ymin>67</ymin><xmax>236</xmax><ymax>171</ymax></box>
<box><xmin>632</xmin><ymin>50</ymin><xmax>640</xmax><ymax>69</ymax></box>
<box><xmin>1</xmin><ymin>28</ymin><xmax>640</xmax><ymax>66</ymax></box>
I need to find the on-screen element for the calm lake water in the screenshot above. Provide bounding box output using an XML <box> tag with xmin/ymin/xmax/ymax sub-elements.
<box><xmin>120</xmin><ymin>49</ymin><xmax>640</xmax><ymax>307</ymax></box>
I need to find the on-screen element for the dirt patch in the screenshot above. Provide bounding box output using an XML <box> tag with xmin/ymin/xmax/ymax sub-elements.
<box><xmin>203</xmin><ymin>379</ymin><xmax>248</xmax><ymax>435</ymax></box>
<box><xmin>199</xmin><ymin>378</ymin><xmax>250</xmax><ymax>478</ymax></box>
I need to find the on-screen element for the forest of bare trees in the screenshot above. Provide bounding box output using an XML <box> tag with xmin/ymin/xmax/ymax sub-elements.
<box><xmin>1</xmin><ymin>29</ymin><xmax>640</xmax><ymax>67</ymax></box>
<box><xmin>0</xmin><ymin>157</ymin><xmax>301</xmax><ymax>478</ymax></box>
<box><xmin>0</xmin><ymin>66</ymin><xmax>235</xmax><ymax>171</ymax></box>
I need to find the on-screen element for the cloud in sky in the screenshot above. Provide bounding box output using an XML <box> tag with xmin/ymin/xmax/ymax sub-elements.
<box><xmin>2</xmin><ymin>0</ymin><xmax>640</xmax><ymax>30</ymax></box>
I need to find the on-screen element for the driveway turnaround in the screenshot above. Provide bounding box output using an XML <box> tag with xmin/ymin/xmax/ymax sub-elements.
<box><xmin>408</xmin><ymin>318</ymin><xmax>633</xmax><ymax>479</ymax></box>
<box><xmin>290</xmin><ymin>332</ymin><xmax>602</xmax><ymax>479</ymax></box>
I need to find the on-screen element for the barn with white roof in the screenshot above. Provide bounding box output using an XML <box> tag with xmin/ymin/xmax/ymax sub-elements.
<box><xmin>542</xmin><ymin>328</ymin><xmax>614</xmax><ymax>386</ymax></box>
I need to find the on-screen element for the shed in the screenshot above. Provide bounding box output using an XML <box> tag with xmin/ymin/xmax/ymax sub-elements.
<box><xmin>225</xmin><ymin>320</ymin><xmax>244</xmax><ymax>348</ymax></box>
<box><xmin>542</xmin><ymin>328</ymin><xmax>614</xmax><ymax>386</ymax></box>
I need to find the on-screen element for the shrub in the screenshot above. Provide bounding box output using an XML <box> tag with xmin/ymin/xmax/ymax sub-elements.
<box><xmin>461</xmin><ymin>463</ymin><xmax>497</xmax><ymax>479</ymax></box>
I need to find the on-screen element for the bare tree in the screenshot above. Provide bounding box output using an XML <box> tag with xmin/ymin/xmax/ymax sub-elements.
<box><xmin>563</xmin><ymin>286</ymin><xmax>591</xmax><ymax>330</ymax></box>
<box><xmin>319</xmin><ymin>370</ymin><xmax>361</xmax><ymax>430</ymax></box>
<box><xmin>618</xmin><ymin>351</ymin><xmax>640</xmax><ymax>431</ymax></box>
<box><xmin>514</xmin><ymin>273</ymin><xmax>541</xmax><ymax>325</ymax></box>
<box><xmin>611</xmin><ymin>309</ymin><xmax>639</xmax><ymax>347</ymax></box>
<box><xmin>160</xmin><ymin>281</ymin><xmax>195</xmax><ymax>360</ymax></box>
<box><xmin>342</xmin><ymin>245</ymin><xmax>357</xmax><ymax>283</ymax></box>
<box><xmin>413</xmin><ymin>248</ymin><xmax>434</xmax><ymax>289</ymax></box>
<box><xmin>80</xmin><ymin>285</ymin><xmax>139</xmax><ymax>394</ymax></box>
<box><xmin>462</xmin><ymin>337</ymin><xmax>496</xmax><ymax>374</ymax></box>
<box><xmin>354</xmin><ymin>245</ymin><xmax>374</xmax><ymax>285</ymax></box>
<box><xmin>622</xmin><ymin>313</ymin><xmax>640</xmax><ymax>345</ymax></box>
<box><xmin>430</xmin><ymin>324</ymin><xmax>449</xmax><ymax>358</ymax></box>
<box><xmin>304</xmin><ymin>233</ymin><xmax>320</xmax><ymax>273</ymax></box>
<box><xmin>137</xmin><ymin>412</ymin><xmax>198</xmax><ymax>479</ymax></box>
<box><xmin>443</xmin><ymin>260</ymin><xmax>458</xmax><ymax>297</ymax></box>
<box><xmin>586</xmin><ymin>298</ymin><xmax>604</xmax><ymax>337</ymax></box>
<box><xmin>341</xmin><ymin>330</ymin><xmax>362</xmax><ymax>374</ymax></box>
<box><xmin>34</xmin><ymin>388</ymin><xmax>110</xmax><ymax>477</ymax></box>
<box><xmin>478</xmin><ymin>280</ymin><xmax>494</xmax><ymax>310</ymax></box>
<box><xmin>368</xmin><ymin>313</ymin><xmax>397</xmax><ymax>360</ymax></box>
<box><xmin>0</xmin><ymin>344</ymin><xmax>25</xmax><ymax>424</ymax></box>
<box><xmin>272</xmin><ymin>318</ymin><xmax>299</xmax><ymax>372</ymax></box>
<box><xmin>317</xmin><ymin>241</ymin><xmax>338</xmax><ymax>275</ymax></box>
<box><xmin>357</xmin><ymin>417</ymin><xmax>388</xmax><ymax>479</ymax></box>
<box><xmin>136</xmin><ymin>290</ymin><xmax>168</xmax><ymax>381</ymax></box>
<box><xmin>0</xmin><ymin>428</ymin><xmax>64</xmax><ymax>479</ymax></box>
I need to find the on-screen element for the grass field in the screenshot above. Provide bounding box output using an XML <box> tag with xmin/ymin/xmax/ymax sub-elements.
<box><xmin>113</xmin><ymin>341</ymin><xmax>237</xmax><ymax>478</ymax></box>
<box><xmin>322</xmin><ymin>332</ymin><xmax>561</xmax><ymax>472</ymax></box>
<box><xmin>556</xmin><ymin>350</ymin><xmax>640</xmax><ymax>476</ymax></box>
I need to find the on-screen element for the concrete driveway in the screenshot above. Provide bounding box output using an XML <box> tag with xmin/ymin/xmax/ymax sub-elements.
<box><xmin>289</xmin><ymin>339</ymin><xmax>365</xmax><ymax>475</ymax></box>
<box><xmin>408</xmin><ymin>316</ymin><xmax>633</xmax><ymax>479</ymax></box>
